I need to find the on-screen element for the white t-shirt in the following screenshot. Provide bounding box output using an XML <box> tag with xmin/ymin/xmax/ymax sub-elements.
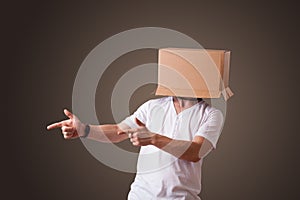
<box><xmin>122</xmin><ymin>97</ymin><xmax>224</xmax><ymax>200</ymax></box>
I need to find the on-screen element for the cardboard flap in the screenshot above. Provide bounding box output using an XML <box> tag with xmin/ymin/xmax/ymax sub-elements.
<box><xmin>221</xmin><ymin>87</ymin><xmax>234</xmax><ymax>101</ymax></box>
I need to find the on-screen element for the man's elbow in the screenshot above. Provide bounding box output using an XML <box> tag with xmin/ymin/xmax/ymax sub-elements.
<box><xmin>190</xmin><ymin>142</ymin><xmax>202</xmax><ymax>162</ymax></box>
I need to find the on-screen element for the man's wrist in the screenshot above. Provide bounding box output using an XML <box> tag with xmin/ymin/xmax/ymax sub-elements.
<box><xmin>80</xmin><ymin>124</ymin><xmax>90</xmax><ymax>138</ymax></box>
<box><xmin>150</xmin><ymin>133</ymin><xmax>159</xmax><ymax>146</ymax></box>
<box><xmin>151</xmin><ymin>134</ymin><xmax>172</xmax><ymax>149</ymax></box>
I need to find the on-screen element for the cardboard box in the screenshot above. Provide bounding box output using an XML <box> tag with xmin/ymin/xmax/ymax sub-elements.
<box><xmin>155</xmin><ymin>48</ymin><xmax>234</xmax><ymax>100</ymax></box>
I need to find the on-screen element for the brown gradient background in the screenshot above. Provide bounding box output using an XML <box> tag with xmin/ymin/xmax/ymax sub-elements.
<box><xmin>3</xmin><ymin>0</ymin><xmax>299</xmax><ymax>199</ymax></box>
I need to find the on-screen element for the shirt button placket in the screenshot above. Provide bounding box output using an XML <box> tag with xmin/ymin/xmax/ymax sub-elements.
<box><xmin>173</xmin><ymin>115</ymin><xmax>179</xmax><ymax>138</ymax></box>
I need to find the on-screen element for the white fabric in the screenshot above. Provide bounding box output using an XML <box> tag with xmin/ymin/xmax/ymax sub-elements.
<box><xmin>121</xmin><ymin>97</ymin><xmax>224</xmax><ymax>200</ymax></box>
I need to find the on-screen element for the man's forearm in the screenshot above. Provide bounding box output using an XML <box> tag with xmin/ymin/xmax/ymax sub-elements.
<box><xmin>86</xmin><ymin>124</ymin><xmax>128</xmax><ymax>143</ymax></box>
<box><xmin>152</xmin><ymin>134</ymin><xmax>202</xmax><ymax>162</ymax></box>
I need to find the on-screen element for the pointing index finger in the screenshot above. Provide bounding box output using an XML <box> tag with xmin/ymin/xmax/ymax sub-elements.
<box><xmin>124</xmin><ymin>129</ymin><xmax>137</xmax><ymax>134</ymax></box>
<box><xmin>47</xmin><ymin>119</ymin><xmax>69</xmax><ymax>130</ymax></box>
<box><xmin>47</xmin><ymin>122</ymin><xmax>64</xmax><ymax>130</ymax></box>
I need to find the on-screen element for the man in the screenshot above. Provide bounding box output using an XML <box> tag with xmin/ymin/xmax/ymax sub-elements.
<box><xmin>47</xmin><ymin>95</ymin><xmax>223</xmax><ymax>199</ymax></box>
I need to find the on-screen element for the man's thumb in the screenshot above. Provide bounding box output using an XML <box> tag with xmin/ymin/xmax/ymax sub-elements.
<box><xmin>64</xmin><ymin>109</ymin><xmax>73</xmax><ymax>119</ymax></box>
<box><xmin>135</xmin><ymin>118</ymin><xmax>145</xmax><ymax>127</ymax></box>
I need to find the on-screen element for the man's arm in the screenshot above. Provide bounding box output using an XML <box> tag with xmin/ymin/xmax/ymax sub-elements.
<box><xmin>121</xmin><ymin>118</ymin><xmax>208</xmax><ymax>162</ymax></box>
<box><xmin>87</xmin><ymin>123</ymin><xmax>129</xmax><ymax>143</ymax></box>
<box><xmin>152</xmin><ymin>134</ymin><xmax>204</xmax><ymax>162</ymax></box>
<box><xmin>47</xmin><ymin>109</ymin><xmax>129</xmax><ymax>143</ymax></box>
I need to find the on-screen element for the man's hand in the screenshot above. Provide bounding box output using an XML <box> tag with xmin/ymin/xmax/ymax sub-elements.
<box><xmin>47</xmin><ymin>109</ymin><xmax>84</xmax><ymax>139</ymax></box>
<box><xmin>120</xmin><ymin>118</ymin><xmax>156</xmax><ymax>146</ymax></box>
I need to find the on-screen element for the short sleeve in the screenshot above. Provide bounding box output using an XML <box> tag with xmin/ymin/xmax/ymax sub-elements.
<box><xmin>121</xmin><ymin>100</ymin><xmax>150</xmax><ymax>129</ymax></box>
<box><xmin>195</xmin><ymin>110</ymin><xmax>224</xmax><ymax>149</ymax></box>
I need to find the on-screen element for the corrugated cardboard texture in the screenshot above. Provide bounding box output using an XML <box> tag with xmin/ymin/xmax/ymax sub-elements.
<box><xmin>155</xmin><ymin>48</ymin><xmax>233</xmax><ymax>100</ymax></box>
